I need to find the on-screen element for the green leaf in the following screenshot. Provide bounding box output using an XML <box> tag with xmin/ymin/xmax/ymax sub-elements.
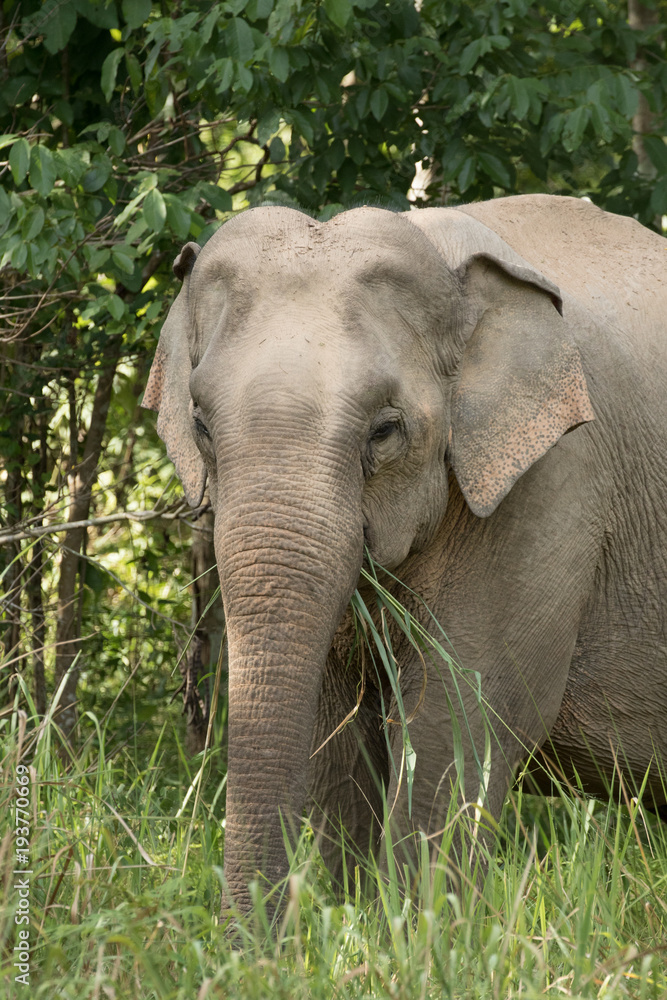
<box><xmin>0</xmin><ymin>187</ymin><xmax>11</xmax><ymax>225</ymax></box>
<box><xmin>405</xmin><ymin>734</ymin><xmax>416</xmax><ymax>817</ymax></box>
<box><xmin>164</xmin><ymin>195</ymin><xmax>192</xmax><ymax>240</ymax></box>
<box><xmin>217</xmin><ymin>58</ymin><xmax>234</xmax><ymax>93</ymax></box>
<box><xmin>146</xmin><ymin>299</ymin><xmax>162</xmax><ymax>320</ymax></box>
<box><xmin>328</xmin><ymin>137</ymin><xmax>345</xmax><ymax>171</ymax></box>
<box><xmin>4</xmin><ymin>75</ymin><xmax>32</xmax><ymax>107</ymax></box>
<box><xmin>108</xmin><ymin>127</ymin><xmax>126</xmax><ymax>157</ymax></box>
<box><xmin>347</xmin><ymin>135</ymin><xmax>366</xmax><ymax>166</ymax></box>
<box><xmin>457</xmin><ymin>155</ymin><xmax>476</xmax><ymax>193</ymax></box>
<box><xmin>541</xmin><ymin>111</ymin><xmax>565</xmax><ymax>155</ymax></box>
<box><xmin>0</xmin><ymin>134</ymin><xmax>18</xmax><ymax>152</ymax></box>
<box><xmin>198</xmin><ymin>183</ymin><xmax>233</xmax><ymax>213</ymax></box>
<box><xmin>143</xmin><ymin>189</ymin><xmax>167</xmax><ymax>233</ymax></box>
<box><xmin>356</xmin><ymin>87</ymin><xmax>370</xmax><ymax>120</ymax></box>
<box><xmin>337</xmin><ymin>157</ymin><xmax>357</xmax><ymax>194</ymax></box>
<box><xmin>562</xmin><ymin>106</ymin><xmax>590</xmax><ymax>153</ymax></box>
<box><xmin>257</xmin><ymin>107</ymin><xmax>281</xmax><ymax>146</ymax></box>
<box><xmin>507</xmin><ymin>76</ymin><xmax>530</xmax><ymax>121</ymax></box>
<box><xmin>83</xmin><ymin>155</ymin><xmax>112</xmax><ymax>192</ymax></box>
<box><xmin>126</xmin><ymin>217</ymin><xmax>148</xmax><ymax>243</ymax></box>
<box><xmin>269</xmin><ymin>46</ymin><xmax>290</xmax><ymax>82</ymax></box>
<box><xmin>42</xmin><ymin>0</ymin><xmax>78</xmax><ymax>54</ymax></box>
<box><xmin>101</xmin><ymin>48</ymin><xmax>124</xmax><ymax>103</ymax></box>
<box><xmin>111</xmin><ymin>246</ymin><xmax>136</xmax><ymax>274</ymax></box>
<box><xmin>74</xmin><ymin>0</ymin><xmax>118</xmax><ymax>29</ymax></box>
<box><xmin>122</xmin><ymin>0</ymin><xmax>151</xmax><ymax>29</ymax></box>
<box><xmin>85</xmin><ymin>246</ymin><xmax>110</xmax><ymax>271</ymax></box>
<box><xmin>643</xmin><ymin>136</ymin><xmax>667</xmax><ymax>175</ymax></box>
<box><xmin>23</xmin><ymin>207</ymin><xmax>45</xmax><ymax>241</ymax></box>
<box><xmin>614</xmin><ymin>74</ymin><xmax>638</xmax><ymax>119</ymax></box>
<box><xmin>105</xmin><ymin>293</ymin><xmax>127</xmax><ymax>320</ymax></box>
<box><xmin>55</xmin><ymin>147</ymin><xmax>89</xmax><ymax>188</ymax></box>
<box><xmin>11</xmin><ymin>241</ymin><xmax>28</xmax><ymax>270</ymax></box>
<box><xmin>200</xmin><ymin>7</ymin><xmax>220</xmax><ymax>42</ymax></box>
<box><xmin>29</xmin><ymin>146</ymin><xmax>57</xmax><ymax>198</ymax></box>
<box><xmin>459</xmin><ymin>39</ymin><xmax>481</xmax><ymax>76</ymax></box>
<box><xmin>370</xmin><ymin>87</ymin><xmax>389</xmax><ymax>122</ymax></box>
<box><xmin>53</xmin><ymin>98</ymin><xmax>74</xmax><ymax>126</ymax></box>
<box><xmin>590</xmin><ymin>100</ymin><xmax>612</xmax><ymax>143</ymax></box>
<box><xmin>269</xmin><ymin>136</ymin><xmax>285</xmax><ymax>163</ymax></box>
<box><xmin>246</xmin><ymin>0</ymin><xmax>273</xmax><ymax>19</ymax></box>
<box><xmin>226</xmin><ymin>17</ymin><xmax>255</xmax><ymax>63</ymax></box>
<box><xmin>478</xmin><ymin>151</ymin><xmax>511</xmax><ymax>188</ymax></box>
<box><xmin>324</xmin><ymin>0</ymin><xmax>352</xmax><ymax>29</ymax></box>
<box><xmin>267</xmin><ymin>0</ymin><xmax>290</xmax><ymax>34</ymax></box>
<box><xmin>384</xmin><ymin>81</ymin><xmax>407</xmax><ymax>103</ymax></box>
<box><xmin>649</xmin><ymin>176</ymin><xmax>667</xmax><ymax>216</ymax></box>
<box><xmin>288</xmin><ymin>108</ymin><xmax>314</xmax><ymax>144</ymax></box>
<box><xmin>9</xmin><ymin>139</ymin><xmax>30</xmax><ymax>185</ymax></box>
<box><xmin>236</xmin><ymin>63</ymin><xmax>254</xmax><ymax>92</ymax></box>
<box><xmin>126</xmin><ymin>52</ymin><xmax>143</xmax><ymax>93</ymax></box>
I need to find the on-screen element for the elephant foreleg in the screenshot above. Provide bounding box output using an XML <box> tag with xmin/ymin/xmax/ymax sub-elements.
<box><xmin>309</xmin><ymin>646</ymin><xmax>389</xmax><ymax>894</ymax></box>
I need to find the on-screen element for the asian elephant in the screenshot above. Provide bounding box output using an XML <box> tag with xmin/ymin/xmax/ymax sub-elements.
<box><xmin>142</xmin><ymin>194</ymin><xmax>667</xmax><ymax>912</ymax></box>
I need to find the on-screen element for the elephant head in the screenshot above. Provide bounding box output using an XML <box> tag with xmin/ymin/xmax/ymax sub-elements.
<box><xmin>143</xmin><ymin>205</ymin><xmax>593</xmax><ymax>910</ymax></box>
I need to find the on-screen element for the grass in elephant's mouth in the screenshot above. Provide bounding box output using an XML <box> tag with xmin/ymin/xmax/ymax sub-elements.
<box><xmin>2</xmin><ymin>605</ymin><xmax>666</xmax><ymax>999</ymax></box>
<box><xmin>351</xmin><ymin>556</ymin><xmax>496</xmax><ymax>826</ymax></box>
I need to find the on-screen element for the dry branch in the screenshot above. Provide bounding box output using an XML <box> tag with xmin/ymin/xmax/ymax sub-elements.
<box><xmin>0</xmin><ymin>503</ymin><xmax>211</xmax><ymax>545</ymax></box>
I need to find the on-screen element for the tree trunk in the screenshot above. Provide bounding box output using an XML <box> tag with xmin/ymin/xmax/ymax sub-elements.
<box><xmin>27</xmin><ymin>540</ymin><xmax>46</xmax><ymax>716</ymax></box>
<box><xmin>28</xmin><ymin>413</ymin><xmax>48</xmax><ymax>716</ymax></box>
<box><xmin>53</xmin><ymin>358</ymin><xmax>118</xmax><ymax>738</ymax></box>
<box><xmin>181</xmin><ymin>506</ymin><xmax>226</xmax><ymax>754</ymax></box>
<box><xmin>628</xmin><ymin>0</ymin><xmax>661</xmax><ymax>180</ymax></box>
<box><xmin>1</xmin><ymin>455</ymin><xmax>23</xmax><ymax>706</ymax></box>
<box><xmin>113</xmin><ymin>358</ymin><xmax>146</xmax><ymax>509</ymax></box>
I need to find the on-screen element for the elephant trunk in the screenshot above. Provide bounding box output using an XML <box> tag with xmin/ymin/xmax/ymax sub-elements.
<box><xmin>215</xmin><ymin>455</ymin><xmax>364</xmax><ymax>912</ymax></box>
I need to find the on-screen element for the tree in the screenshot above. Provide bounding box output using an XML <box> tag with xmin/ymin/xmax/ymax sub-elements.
<box><xmin>1</xmin><ymin>0</ymin><xmax>665</xmax><ymax>743</ymax></box>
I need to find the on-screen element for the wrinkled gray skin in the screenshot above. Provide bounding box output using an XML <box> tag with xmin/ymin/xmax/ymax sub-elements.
<box><xmin>143</xmin><ymin>195</ymin><xmax>667</xmax><ymax>912</ymax></box>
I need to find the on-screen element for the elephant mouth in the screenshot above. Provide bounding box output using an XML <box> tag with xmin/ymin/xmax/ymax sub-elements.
<box><xmin>362</xmin><ymin>521</ymin><xmax>371</xmax><ymax>550</ymax></box>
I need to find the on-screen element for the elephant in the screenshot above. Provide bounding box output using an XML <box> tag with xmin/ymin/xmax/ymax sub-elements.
<box><xmin>142</xmin><ymin>194</ymin><xmax>667</xmax><ymax>912</ymax></box>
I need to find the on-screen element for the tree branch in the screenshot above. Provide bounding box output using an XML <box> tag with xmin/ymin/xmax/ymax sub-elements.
<box><xmin>0</xmin><ymin>503</ymin><xmax>212</xmax><ymax>545</ymax></box>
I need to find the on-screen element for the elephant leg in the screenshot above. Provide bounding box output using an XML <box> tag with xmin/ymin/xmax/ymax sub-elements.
<box><xmin>309</xmin><ymin>644</ymin><xmax>389</xmax><ymax>894</ymax></box>
<box><xmin>382</xmin><ymin>645</ymin><xmax>519</xmax><ymax>896</ymax></box>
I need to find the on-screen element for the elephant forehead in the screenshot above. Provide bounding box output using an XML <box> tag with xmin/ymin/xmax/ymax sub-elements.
<box><xmin>192</xmin><ymin>205</ymin><xmax>448</xmax><ymax>287</ymax></box>
<box><xmin>187</xmin><ymin>207</ymin><xmax>455</xmax><ymax>365</ymax></box>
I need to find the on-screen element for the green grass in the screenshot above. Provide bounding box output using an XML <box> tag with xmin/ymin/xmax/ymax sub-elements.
<box><xmin>2</xmin><ymin>573</ymin><xmax>666</xmax><ymax>999</ymax></box>
<box><xmin>1</xmin><ymin>696</ymin><xmax>666</xmax><ymax>998</ymax></box>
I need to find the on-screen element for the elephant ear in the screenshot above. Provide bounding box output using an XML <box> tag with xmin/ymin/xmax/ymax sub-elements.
<box><xmin>403</xmin><ymin>207</ymin><xmax>593</xmax><ymax>517</ymax></box>
<box><xmin>142</xmin><ymin>242</ymin><xmax>207</xmax><ymax>508</ymax></box>
<box><xmin>448</xmin><ymin>250</ymin><xmax>594</xmax><ymax>517</ymax></box>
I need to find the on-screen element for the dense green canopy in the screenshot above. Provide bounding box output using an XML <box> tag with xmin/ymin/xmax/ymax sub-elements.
<box><xmin>0</xmin><ymin>0</ymin><xmax>665</xmax><ymax>729</ymax></box>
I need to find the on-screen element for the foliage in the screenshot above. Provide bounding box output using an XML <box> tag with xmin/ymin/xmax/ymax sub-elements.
<box><xmin>1</xmin><ymin>700</ymin><xmax>666</xmax><ymax>997</ymax></box>
<box><xmin>1</xmin><ymin>0</ymin><xmax>666</xmax><ymax>718</ymax></box>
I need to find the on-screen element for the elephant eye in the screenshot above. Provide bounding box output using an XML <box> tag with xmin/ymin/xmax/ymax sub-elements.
<box><xmin>193</xmin><ymin>415</ymin><xmax>211</xmax><ymax>440</ymax></box>
<box><xmin>363</xmin><ymin>410</ymin><xmax>405</xmax><ymax>477</ymax></box>
<box><xmin>370</xmin><ymin>420</ymin><xmax>399</xmax><ymax>443</ymax></box>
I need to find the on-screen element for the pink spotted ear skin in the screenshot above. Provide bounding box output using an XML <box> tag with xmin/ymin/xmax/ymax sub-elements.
<box><xmin>447</xmin><ymin>255</ymin><xmax>594</xmax><ymax>519</ymax></box>
<box><xmin>141</xmin><ymin>344</ymin><xmax>166</xmax><ymax>413</ymax></box>
<box><xmin>400</xmin><ymin>207</ymin><xmax>594</xmax><ymax>517</ymax></box>
<box><xmin>141</xmin><ymin>242</ymin><xmax>206</xmax><ymax>508</ymax></box>
<box><xmin>452</xmin><ymin>347</ymin><xmax>595</xmax><ymax>518</ymax></box>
